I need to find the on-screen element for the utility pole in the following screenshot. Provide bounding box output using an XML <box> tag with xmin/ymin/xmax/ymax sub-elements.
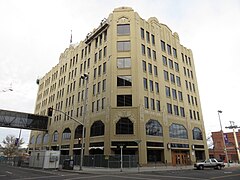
<box><xmin>225</xmin><ymin>121</ymin><xmax>240</xmax><ymax>163</ymax></box>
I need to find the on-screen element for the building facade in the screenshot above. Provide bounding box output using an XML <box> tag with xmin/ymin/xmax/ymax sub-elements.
<box><xmin>209</xmin><ymin>131</ymin><xmax>240</xmax><ymax>163</ymax></box>
<box><xmin>29</xmin><ymin>7</ymin><xmax>208</xmax><ymax>166</ymax></box>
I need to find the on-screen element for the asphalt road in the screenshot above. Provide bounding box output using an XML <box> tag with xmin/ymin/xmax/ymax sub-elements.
<box><xmin>0</xmin><ymin>164</ymin><xmax>240</xmax><ymax>180</ymax></box>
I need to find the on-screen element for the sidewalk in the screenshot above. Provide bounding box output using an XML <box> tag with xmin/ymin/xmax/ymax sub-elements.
<box><xmin>61</xmin><ymin>164</ymin><xmax>194</xmax><ymax>174</ymax></box>
<box><xmin>60</xmin><ymin>163</ymin><xmax>240</xmax><ymax>174</ymax></box>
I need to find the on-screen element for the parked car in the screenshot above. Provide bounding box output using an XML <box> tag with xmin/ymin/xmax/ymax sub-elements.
<box><xmin>194</xmin><ymin>158</ymin><xmax>225</xmax><ymax>170</ymax></box>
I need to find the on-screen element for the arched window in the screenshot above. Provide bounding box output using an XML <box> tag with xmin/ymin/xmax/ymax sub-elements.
<box><xmin>146</xmin><ymin>119</ymin><xmax>163</xmax><ymax>136</ymax></box>
<box><xmin>169</xmin><ymin>123</ymin><xmax>188</xmax><ymax>139</ymax></box>
<box><xmin>30</xmin><ymin>136</ymin><xmax>35</xmax><ymax>144</ymax></box>
<box><xmin>52</xmin><ymin>131</ymin><xmax>58</xmax><ymax>142</ymax></box>
<box><xmin>90</xmin><ymin>120</ymin><xmax>104</xmax><ymax>137</ymax></box>
<box><xmin>62</xmin><ymin>128</ymin><xmax>71</xmax><ymax>140</ymax></box>
<box><xmin>116</xmin><ymin>117</ymin><xmax>133</xmax><ymax>134</ymax></box>
<box><xmin>192</xmin><ymin>127</ymin><xmax>203</xmax><ymax>140</ymax></box>
<box><xmin>74</xmin><ymin>125</ymin><xmax>85</xmax><ymax>139</ymax></box>
<box><xmin>43</xmin><ymin>133</ymin><xmax>49</xmax><ymax>144</ymax></box>
<box><xmin>36</xmin><ymin>134</ymin><xmax>42</xmax><ymax>144</ymax></box>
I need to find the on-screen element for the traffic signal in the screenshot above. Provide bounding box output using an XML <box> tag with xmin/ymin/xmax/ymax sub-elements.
<box><xmin>47</xmin><ymin>107</ymin><xmax>53</xmax><ymax>116</ymax></box>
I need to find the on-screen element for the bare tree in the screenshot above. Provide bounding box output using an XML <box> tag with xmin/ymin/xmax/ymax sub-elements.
<box><xmin>2</xmin><ymin>135</ymin><xmax>24</xmax><ymax>157</ymax></box>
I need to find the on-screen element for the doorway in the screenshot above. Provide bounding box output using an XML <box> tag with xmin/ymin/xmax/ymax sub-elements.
<box><xmin>172</xmin><ymin>150</ymin><xmax>191</xmax><ymax>165</ymax></box>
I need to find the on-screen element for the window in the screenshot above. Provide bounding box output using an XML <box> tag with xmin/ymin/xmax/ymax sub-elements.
<box><xmin>36</xmin><ymin>135</ymin><xmax>42</xmax><ymax>144</ymax></box>
<box><xmin>116</xmin><ymin>117</ymin><xmax>133</xmax><ymax>134</ymax></box>
<box><xmin>140</xmin><ymin>28</ymin><xmax>144</xmax><ymax>39</ymax></box>
<box><xmin>117</xmin><ymin>57</ymin><xmax>131</xmax><ymax>68</ymax></box>
<box><xmin>146</xmin><ymin>31</ymin><xmax>150</xmax><ymax>42</ymax></box>
<box><xmin>173</xmin><ymin>48</ymin><xmax>177</xmax><ymax>58</ymax></box>
<box><xmin>164</xmin><ymin>70</ymin><xmax>169</xmax><ymax>81</ymax></box>
<box><xmin>74</xmin><ymin>125</ymin><xmax>84</xmax><ymax>139</ymax></box>
<box><xmin>185</xmin><ymin>80</ymin><xmax>188</xmax><ymax>89</ymax></box>
<box><xmin>162</xmin><ymin>55</ymin><xmax>167</xmax><ymax>66</ymax></box>
<box><xmin>98</xmin><ymin>65</ymin><xmax>101</xmax><ymax>76</ymax></box>
<box><xmin>117</xmin><ymin>95</ymin><xmax>132</xmax><ymax>106</ymax></box>
<box><xmin>155</xmin><ymin>82</ymin><xmax>159</xmax><ymax>93</ymax></box>
<box><xmin>181</xmin><ymin>53</ymin><xmax>184</xmax><ymax>62</ymax></box>
<box><xmin>148</xmin><ymin>63</ymin><xmax>152</xmax><ymax>74</ymax></box>
<box><xmin>180</xmin><ymin>107</ymin><xmax>185</xmax><ymax>117</ymax></box>
<box><xmin>62</xmin><ymin>128</ymin><xmax>71</xmax><ymax>140</ymax></box>
<box><xmin>97</xmin><ymin>82</ymin><xmax>101</xmax><ymax>93</ymax></box>
<box><xmin>90</xmin><ymin>120</ymin><xmax>105</xmax><ymax>136</ymax></box>
<box><xmin>117</xmin><ymin>76</ymin><xmax>132</xmax><ymax>86</ymax></box>
<box><xmin>168</xmin><ymin>59</ymin><xmax>173</xmax><ymax>69</ymax></box>
<box><xmin>176</xmin><ymin>76</ymin><xmax>181</xmax><ymax>86</ymax></box>
<box><xmin>154</xmin><ymin>66</ymin><xmax>158</xmax><ymax>76</ymax></box>
<box><xmin>174</xmin><ymin>105</ymin><xmax>179</xmax><ymax>116</ymax></box>
<box><xmin>174</xmin><ymin>62</ymin><xmax>179</xmax><ymax>72</ymax></box>
<box><xmin>93</xmin><ymin>84</ymin><xmax>96</xmax><ymax>95</ymax></box>
<box><xmin>52</xmin><ymin>131</ymin><xmax>58</xmax><ymax>142</ymax></box>
<box><xmin>192</xmin><ymin>127</ymin><xmax>203</xmax><ymax>140</ymax></box>
<box><xmin>172</xmin><ymin>89</ymin><xmax>177</xmax><ymax>99</ymax></box>
<box><xmin>189</xmin><ymin>109</ymin><xmax>193</xmax><ymax>119</ymax></box>
<box><xmin>102</xmin><ymin>97</ymin><xmax>105</xmax><ymax>109</ymax></box>
<box><xmin>146</xmin><ymin>120</ymin><xmax>163</xmax><ymax>136</ymax></box>
<box><xmin>117</xmin><ymin>24</ymin><xmax>130</xmax><ymax>35</ymax></box>
<box><xmin>43</xmin><ymin>134</ymin><xmax>49</xmax><ymax>144</ymax></box>
<box><xmin>142</xmin><ymin>60</ymin><xmax>147</xmax><ymax>71</ymax></box>
<box><xmin>167</xmin><ymin>44</ymin><xmax>172</xmax><ymax>55</ymax></box>
<box><xmin>92</xmin><ymin>101</ymin><xmax>95</xmax><ymax>112</ymax></box>
<box><xmin>117</xmin><ymin>41</ymin><xmax>130</xmax><ymax>51</ymax></box>
<box><xmin>151</xmin><ymin>34</ymin><xmax>155</xmax><ymax>45</ymax></box>
<box><xmin>103</xmin><ymin>62</ymin><xmax>106</xmax><ymax>74</ymax></box>
<box><xmin>144</xmin><ymin>96</ymin><xmax>149</xmax><ymax>108</ymax></box>
<box><xmin>165</xmin><ymin>86</ymin><xmax>171</xmax><ymax>97</ymax></box>
<box><xmin>152</xmin><ymin>50</ymin><xmax>156</xmax><ymax>60</ymax></box>
<box><xmin>195</xmin><ymin>97</ymin><xmax>198</xmax><ymax>106</ymax></box>
<box><xmin>149</xmin><ymin>80</ymin><xmax>154</xmax><ymax>91</ymax></box>
<box><xmin>102</xmin><ymin>79</ymin><xmax>106</xmax><ymax>91</ymax></box>
<box><xmin>94</xmin><ymin>68</ymin><xmax>97</xmax><ymax>79</ymax></box>
<box><xmin>99</xmin><ymin>50</ymin><xmax>102</xmax><ymax>60</ymax></box>
<box><xmin>103</xmin><ymin>46</ymin><xmax>107</xmax><ymax>57</ymax></box>
<box><xmin>169</xmin><ymin>123</ymin><xmax>188</xmax><ymax>139</ymax></box>
<box><xmin>150</xmin><ymin>98</ymin><xmax>155</xmax><ymax>110</ymax></box>
<box><xmin>147</xmin><ymin>47</ymin><xmax>151</xmax><ymax>58</ymax></box>
<box><xmin>143</xmin><ymin>78</ymin><xmax>148</xmax><ymax>90</ymax></box>
<box><xmin>170</xmin><ymin>73</ymin><xmax>175</xmax><ymax>84</ymax></box>
<box><xmin>141</xmin><ymin>44</ymin><xmax>146</xmax><ymax>55</ymax></box>
<box><xmin>161</xmin><ymin>40</ymin><xmax>166</xmax><ymax>51</ymax></box>
<box><xmin>188</xmin><ymin>94</ymin><xmax>191</xmax><ymax>104</ymax></box>
<box><xmin>188</xmin><ymin>57</ymin><xmax>192</xmax><ymax>66</ymax></box>
<box><xmin>178</xmin><ymin>91</ymin><xmax>183</xmax><ymax>101</ymax></box>
<box><xmin>156</xmin><ymin>100</ymin><xmax>160</xmax><ymax>111</ymax></box>
<box><xmin>167</xmin><ymin>103</ymin><xmax>172</xmax><ymax>114</ymax></box>
<box><xmin>97</xmin><ymin>99</ymin><xmax>100</xmax><ymax>111</ymax></box>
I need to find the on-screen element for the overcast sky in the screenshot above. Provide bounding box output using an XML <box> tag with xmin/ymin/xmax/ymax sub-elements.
<box><xmin>0</xmin><ymin>0</ymin><xmax>240</xmax><ymax>147</ymax></box>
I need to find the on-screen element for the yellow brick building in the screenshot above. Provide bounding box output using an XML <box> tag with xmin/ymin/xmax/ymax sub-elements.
<box><xmin>29</xmin><ymin>7</ymin><xmax>208</xmax><ymax>166</ymax></box>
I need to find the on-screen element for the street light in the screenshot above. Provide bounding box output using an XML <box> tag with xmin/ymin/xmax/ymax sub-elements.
<box><xmin>217</xmin><ymin>110</ymin><xmax>230</xmax><ymax>167</ymax></box>
<box><xmin>80</xmin><ymin>73</ymin><xmax>88</xmax><ymax>171</ymax></box>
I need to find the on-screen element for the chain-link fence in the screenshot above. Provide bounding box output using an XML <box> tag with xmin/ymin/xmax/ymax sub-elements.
<box><xmin>0</xmin><ymin>154</ymin><xmax>137</xmax><ymax>169</ymax></box>
<box><xmin>60</xmin><ymin>154</ymin><xmax>137</xmax><ymax>168</ymax></box>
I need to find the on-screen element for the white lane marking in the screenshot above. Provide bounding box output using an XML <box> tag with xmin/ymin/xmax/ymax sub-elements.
<box><xmin>0</xmin><ymin>175</ymin><xmax>7</xmax><ymax>177</ymax></box>
<box><xmin>6</xmin><ymin>171</ymin><xmax>13</xmax><ymax>174</ymax></box>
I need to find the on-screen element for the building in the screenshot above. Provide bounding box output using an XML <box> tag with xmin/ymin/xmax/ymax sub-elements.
<box><xmin>209</xmin><ymin>131</ymin><xmax>240</xmax><ymax>163</ymax></box>
<box><xmin>29</xmin><ymin>7</ymin><xmax>208</xmax><ymax>166</ymax></box>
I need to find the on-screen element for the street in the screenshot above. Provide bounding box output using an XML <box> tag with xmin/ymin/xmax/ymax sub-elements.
<box><xmin>0</xmin><ymin>164</ymin><xmax>240</xmax><ymax>180</ymax></box>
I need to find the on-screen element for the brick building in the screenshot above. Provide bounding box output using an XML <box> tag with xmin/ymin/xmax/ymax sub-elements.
<box><xmin>209</xmin><ymin>131</ymin><xmax>240</xmax><ymax>163</ymax></box>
